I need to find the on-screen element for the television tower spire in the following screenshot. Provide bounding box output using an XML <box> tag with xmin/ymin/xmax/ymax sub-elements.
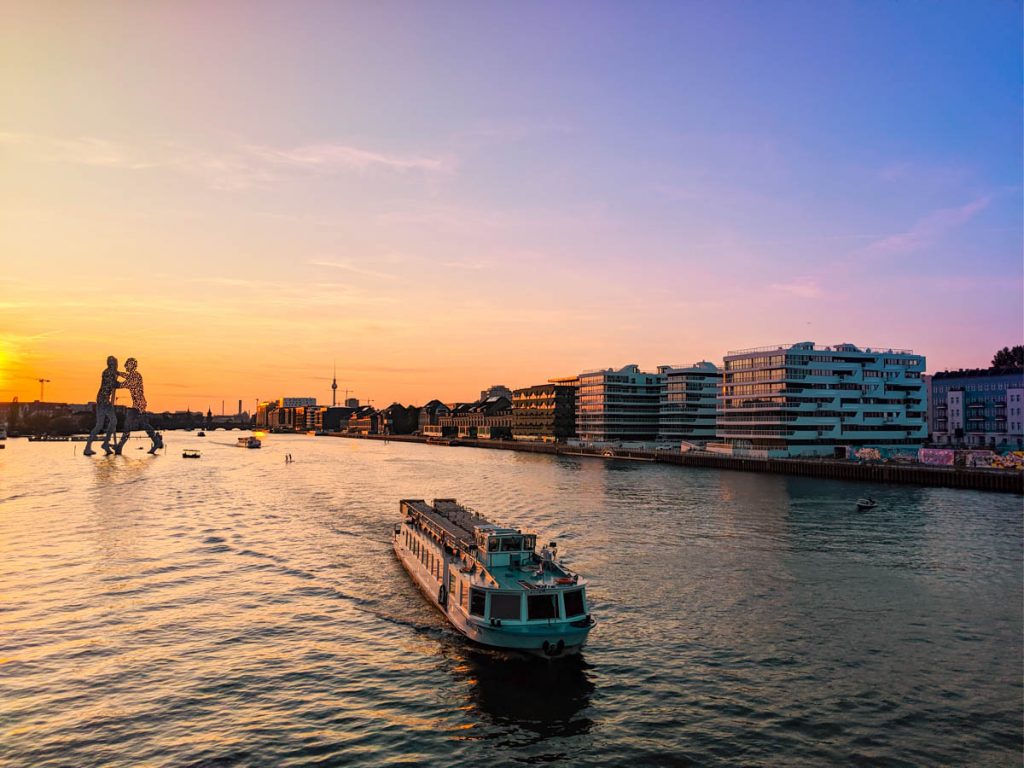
<box><xmin>332</xmin><ymin>362</ymin><xmax>338</xmax><ymax>407</ymax></box>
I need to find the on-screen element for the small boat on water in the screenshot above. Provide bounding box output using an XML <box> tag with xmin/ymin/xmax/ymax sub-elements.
<box><xmin>393</xmin><ymin>498</ymin><xmax>595</xmax><ymax>658</ymax></box>
<box><xmin>856</xmin><ymin>497</ymin><xmax>878</xmax><ymax>511</ymax></box>
<box><xmin>182</xmin><ymin>449</ymin><xmax>201</xmax><ymax>459</ymax></box>
<box><xmin>237</xmin><ymin>436</ymin><xmax>261</xmax><ymax>449</ymax></box>
<box><xmin>197</xmin><ymin>431</ymin><xmax>206</xmax><ymax>437</ymax></box>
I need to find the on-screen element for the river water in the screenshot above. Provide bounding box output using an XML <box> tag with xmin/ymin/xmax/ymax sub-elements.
<box><xmin>1</xmin><ymin>435</ymin><xmax>1020</xmax><ymax>766</ymax></box>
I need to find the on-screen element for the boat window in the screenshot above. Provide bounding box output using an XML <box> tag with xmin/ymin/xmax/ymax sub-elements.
<box><xmin>563</xmin><ymin>589</ymin><xmax>585</xmax><ymax>618</ymax></box>
<box><xmin>527</xmin><ymin>593</ymin><xmax>558</xmax><ymax>620</ymax></box>
<box><xmin>500</xmin><ymin>536</ymin><xmax>522</xmax><ymax>551</ymax></box>
<box><xmin>524</xmin><ymin>535</ymin><xmax>536</xmax><ymax>551</ymax></box>
<box><xmin>490</xmin><ymin>593</ymin><xmax>521</xmax><ymax>620</ymax></box>
<box><xmin>488</xmin><ymin>537</ymin><xmax>500</xmax><ymax>552</ymax></box>
<box><xmin>470</xmin><ymin>589</ymin><xmax>486</xmax><ymax>616</ymax></box>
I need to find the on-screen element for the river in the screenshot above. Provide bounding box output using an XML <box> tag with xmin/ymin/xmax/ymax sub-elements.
<box><xmin>1</xmin><ymin>434</ymin><xmax>1020</xmax><ymax>766</ymax></box>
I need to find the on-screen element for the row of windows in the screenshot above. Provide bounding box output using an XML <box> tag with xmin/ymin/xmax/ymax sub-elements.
<box><xmin>726</xmin><ymin>369</ymin><xmax>786</xmax><ymax>384</ymax></box>
<box><xmin>467</xmin><ymin>588</ymin><xmax>585</xmax><ymax>621</ymax></box>
<box><xmin>726</xmin><ymin>355</ymin><xmax>785</xmax><ymax>370</ymax></box>
<box><xmin>935</xmin><ymin>382</ymin><xmax>1021</xmax><ymax>394</ymax></box>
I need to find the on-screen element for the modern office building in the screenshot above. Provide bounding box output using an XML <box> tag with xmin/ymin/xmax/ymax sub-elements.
<box><xmin>280</xmin><ymin>397</ymin><xmax>316</xmax><ymax>408</ymax></box>
<box><xmin>657</xmin><ymin>362</ymin><xmax>721</xmax><ymax>446</ymax></box>
<box><xmin>929</xmin><ymin>368</ymin><xmax>1024</xmax><ymax>448</ymax></box>
<box><xmin>714</xmin><ymin>341</ymin><xmax>927</xmax><ymax>458</ymax></box>
<box><xmin>511</xmin><ymin>383</ymin><xmax>577</xmax><ymax>442</ymax></box>
<box><xmin>255</xmin><ymin>401</ymin><xmax>275</xmax><ymax>428</ymax></box>
<box><xmin>575</xmin><ymin>365</ymin><xmax>662</xmax><ymax>445</ymax></box>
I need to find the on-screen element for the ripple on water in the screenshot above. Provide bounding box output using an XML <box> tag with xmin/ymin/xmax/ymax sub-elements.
<box><xmin>0</xmin><ymin>437</ymin><xmax>1020</xmax><ymax>767</ymax></box>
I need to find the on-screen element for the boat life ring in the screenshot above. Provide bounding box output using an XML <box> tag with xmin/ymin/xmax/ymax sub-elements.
<box><xmin>438</xmin><ymin>585</ymin><xmax>447</xmax><ymax>606</ymax></box>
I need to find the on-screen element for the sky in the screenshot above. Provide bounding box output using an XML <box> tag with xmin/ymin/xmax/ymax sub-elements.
<box><xmin>1</xmin><ymin>0</ymin><xmax>1021</xmax><ymax>411</ymax></box>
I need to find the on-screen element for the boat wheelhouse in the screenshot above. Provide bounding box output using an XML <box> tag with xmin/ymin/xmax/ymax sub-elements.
<box><xmin>393</xmin><ymin>498</ymin><xmax>595</xmax><ymax>658</ymax></box>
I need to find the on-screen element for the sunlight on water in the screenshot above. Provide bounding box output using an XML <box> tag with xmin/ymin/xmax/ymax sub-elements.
<box><xmin>1</xmin><ymin>435</ymin><xmax>1021</xmax><ymax>766</ymax></box>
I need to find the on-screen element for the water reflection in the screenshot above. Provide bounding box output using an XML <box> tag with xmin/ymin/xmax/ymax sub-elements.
<box><xmin>446</xmin><ymin>643</ymin><xmax>595</xmax><ymax>742</ymax></box>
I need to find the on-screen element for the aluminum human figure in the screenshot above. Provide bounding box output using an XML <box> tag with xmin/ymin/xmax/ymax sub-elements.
<box><xmin>83</xmin><ymin>356</ymin><xmax>122</xmax><ymax>456</ymax></box>
<box><xmin>115</xmin><ymin>357</ymin><xmax>162</xmax><ymax>454</ymax></box>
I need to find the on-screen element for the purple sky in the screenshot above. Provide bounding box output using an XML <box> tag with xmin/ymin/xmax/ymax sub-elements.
<box><xmin>1</xmin><ymin>1</ymin><xmax>1021</xmax><ymax>407</ymax></box>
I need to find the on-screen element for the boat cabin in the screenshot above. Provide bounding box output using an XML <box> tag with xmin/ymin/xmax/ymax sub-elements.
<box><xmin>474</xmin><ymin>525</ymin><xmax>537</xmax><ymax>568</ymax></box>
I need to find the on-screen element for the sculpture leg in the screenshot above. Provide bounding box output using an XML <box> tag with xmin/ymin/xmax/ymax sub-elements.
<box><xmin>101</xmin><ymin>408</ymin><xmax>117</xmax><ymax>454</ymax></box>
<box><xmin>84</xmin><ymin>409</ymin><xmax>108</xmax><ymax>456</ymax></box>
<box><xmin>140</xmin><ymin>414</ymin><xmax>161</xmax><ymax>453</ymax></box>
<box><xmin>115</xmin><ymin>409</ymin><xmax>136</xmax><ymax>455</ymax></box>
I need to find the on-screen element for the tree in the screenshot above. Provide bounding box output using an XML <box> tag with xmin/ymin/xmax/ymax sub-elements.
<box><xmin>991</xmin><ymin>345</ymin><xmax>1024</xmax><ymax>369</ymax></box>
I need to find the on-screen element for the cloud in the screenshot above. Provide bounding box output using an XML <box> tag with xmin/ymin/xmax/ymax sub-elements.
<box><xmin>0</xmin><ymin>132</ymin><xmax>156</xmax><ymax>169</ymax></box>
<box><xmin>862</xmin><ymin>196</ymin><xmax>991</xmax><ymax>255</ymax></box>
<box><xmin>768</xmin><ymin>278</ymin><xmax>823</xmax><ymax>298</ymax></box>
<box><xmin>307</xmin><ymin>259</ymin><xmax>398</xmax><ymax>281</ymax></box>
<box><xmin>246</xmin><ymin>143</ymin><xmax>452</xmax><ymax>173</ymax></box>
<box><xmin>0</xmin><ymin>132</ymin><xmax>452</xmax><ymax>190</ymax></box>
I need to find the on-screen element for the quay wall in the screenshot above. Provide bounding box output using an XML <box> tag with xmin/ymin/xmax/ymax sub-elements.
<box><xmin>324</xmin><ymin>434</ymin><xmax>1023</xmax><ymax>494</ymax></box>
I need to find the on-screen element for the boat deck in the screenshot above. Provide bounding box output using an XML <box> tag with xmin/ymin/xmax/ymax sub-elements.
<box><xmin>402</xmin><ymin>498</ymin><xmax>488</xmax><ymax>551</ymax></box>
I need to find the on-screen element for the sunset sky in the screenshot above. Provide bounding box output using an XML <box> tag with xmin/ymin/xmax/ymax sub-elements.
<box><xmin>2</xmin><ymin>1</ymin><xmax>1021</xmax><ymax>411</ymax></box>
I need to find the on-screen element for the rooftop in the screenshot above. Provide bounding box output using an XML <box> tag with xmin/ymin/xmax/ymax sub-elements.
<box><xmin>726</xmin><ymin>342</ymin><xmax>914</xmax><ymax>356</ymax></box>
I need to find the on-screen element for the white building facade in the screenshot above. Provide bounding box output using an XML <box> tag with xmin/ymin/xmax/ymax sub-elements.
<box><xmin>714</xmin><ymin>342</ymin><xmax>927</xmax><ymax>458</ymax></box>
<box><xmin>575</xmin><ymin>365</ymin><xmax>662</xmax><ymax>445</ymax></box>
<box><xmin>929</xmin><ymin>369</ymin><xmax>1024</xmax><ymax>449</ymax></box>
<box><xmin>657</xmin><ymin>362</ymin><xmax>721</xmax><ymax>446</ymax></box>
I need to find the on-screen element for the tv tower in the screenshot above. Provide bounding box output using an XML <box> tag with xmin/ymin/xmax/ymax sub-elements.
<box><xmin>332</xmin><ymin>362</ymin><xmax>338</xmax><ymax>407</ymax></box>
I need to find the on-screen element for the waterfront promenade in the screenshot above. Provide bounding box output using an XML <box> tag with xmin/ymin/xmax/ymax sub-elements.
<box><xmin>326</xmin><ymin>433</ymin><xmax>1024</xmax><ymax>494</ymax></box>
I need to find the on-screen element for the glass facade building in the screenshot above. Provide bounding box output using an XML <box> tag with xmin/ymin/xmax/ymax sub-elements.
<box><xmin>575</xmin><ymin>365</ymin><xmax>662</xmax><ymax>444</ymax></box>
<box><xmin>716</xmin><ymin>342</ymin><xmax>927</xmax><ymax>458</ymax></box>
<box><xmin>657</xmin><ymin>362</ymin><xmax>721</xmax><ymax>445</ymax></box>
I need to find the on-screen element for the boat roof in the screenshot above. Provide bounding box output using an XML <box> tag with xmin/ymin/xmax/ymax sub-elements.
<box><xmin>401</xmin><ymin>498</ymin><xmax>485</xmax><ymax>551</ymax></box>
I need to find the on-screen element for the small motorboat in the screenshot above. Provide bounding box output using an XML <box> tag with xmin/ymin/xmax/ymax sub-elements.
<box><xmin>197</xmin><ymin>431</ymin><xmax>206</xmax><ymax>437</ymax></box>
<box><xmin>856</xmin><ymin>497</ymin><xmax>878</xmax><ymax>511</ymax></box>
<box><xmin>237</xmin><ymin>436</ymin><xmax>262</xmax><ymax>449</ymax></box>
<box><xmin>182</xmin><ymin>449</ymin><xmax>201</xmax><ymax>459</ymax></box>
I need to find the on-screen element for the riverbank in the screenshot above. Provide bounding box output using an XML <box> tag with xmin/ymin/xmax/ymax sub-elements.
<box><xmin>324</xmin><ymin>432</ymin><xmax>1024</xmax><ymax>494</ymax></box>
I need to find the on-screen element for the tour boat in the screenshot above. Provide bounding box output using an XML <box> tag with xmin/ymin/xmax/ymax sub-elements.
<box><xmin>393</xmin><ymin>498</ymin><xmax>595</xmax><ymax>658</ymax></box>
<box><xmin>237</xmin><ymin>436</ymin><xmax>261</xmax><ymax>449</ymax></box>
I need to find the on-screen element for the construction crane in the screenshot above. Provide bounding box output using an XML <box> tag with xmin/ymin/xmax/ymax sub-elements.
<box><xmin>38</xmin><ymin>378</ymin><xmax>51</xmax><ymax>401</ymax></box>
